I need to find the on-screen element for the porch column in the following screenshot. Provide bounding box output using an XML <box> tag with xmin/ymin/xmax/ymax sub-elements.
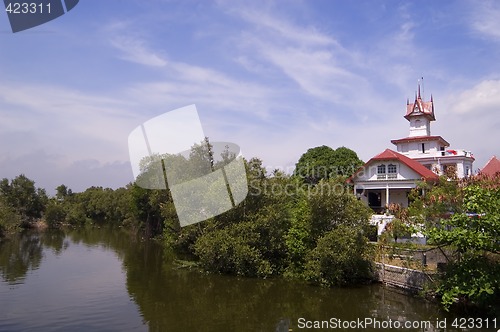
<box><xmin>385</xmin><ymin>184</ymin><xmax>389</xmax><ymax>209</ymax></box>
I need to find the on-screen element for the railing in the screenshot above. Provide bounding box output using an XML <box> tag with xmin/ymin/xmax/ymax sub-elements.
<box><xmin>376</xmin><ymin>173</ymin><xmax>398</xmax><ymax>180</ymax></box>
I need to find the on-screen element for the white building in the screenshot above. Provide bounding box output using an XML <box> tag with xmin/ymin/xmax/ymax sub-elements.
<box><xmin>349</xmin><ymin>85</ymin><xmax>474</xmax><ymax>238</ymax></box>
<box><xmin>391</xmin><ymin>86</ymin><xmax>474</xmax><ymax>178</ymax></box>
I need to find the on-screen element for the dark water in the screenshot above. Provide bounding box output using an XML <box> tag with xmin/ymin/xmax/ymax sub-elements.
<box><xmin>0</xmin><ymin>228</ymin><xmax>497</xmax><ymax>331</ymax></box>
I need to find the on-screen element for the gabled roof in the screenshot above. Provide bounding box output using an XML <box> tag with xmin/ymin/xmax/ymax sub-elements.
<box><xmin>349</xmin><ymin>148</ymin><xmax>439</xmax><ymax>182</ymax></box>
<box><xmin>480</xmin><ymin>156</ymin><xmax>500</xmax><ymax>176</ymax></box>
<box><xmin>391</xmin><ymin>135</ymin><xmax>450</xmax><ymax>147</ymax></box>
<box><xmin>405</xmin><ymin>87</ymin><xmax>435</xmax><ymax>121</ymax></box>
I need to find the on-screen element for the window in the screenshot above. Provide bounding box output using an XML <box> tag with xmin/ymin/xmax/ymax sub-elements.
<box><xmin>377</xmin><ymin>164</ymin><xmax>386</xmax><ymax>173</ymax></box>
<box><xmin>421</xmin><ymin>143</ymin><xmax>425</xmax><ymax>153</ymax></box>
<box><xmin>387</xmin><ymin>164</ymin><xmax>397</xmax><ymax>179</ymax></box>
<box><xmin>377</xmin><ymin>164</ymin><xmax>386</xmax><ymax>179</ymax></box>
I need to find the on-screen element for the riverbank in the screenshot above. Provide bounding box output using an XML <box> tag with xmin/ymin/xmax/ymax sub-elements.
<box><xmin>1</xmin><ymin>227</ymin><xmax>483</xmax><ymax>332</ymax></box>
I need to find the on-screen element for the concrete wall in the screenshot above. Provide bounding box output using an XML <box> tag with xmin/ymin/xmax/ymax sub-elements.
<box><xmin>374</xmin><ymin>263</ymin><xmax>435</xmax><ymax>291</ymax></box>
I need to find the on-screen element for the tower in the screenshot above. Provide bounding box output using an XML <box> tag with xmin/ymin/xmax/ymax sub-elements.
<box><xmin>405</xmin><ymin>85</ymin><xmax>435</xmax><ymax>137</ymax></box>
<box><xmin>391</xmin><ymin>83</ymin><xmax>474</xmax><ymax>178</ymax></box>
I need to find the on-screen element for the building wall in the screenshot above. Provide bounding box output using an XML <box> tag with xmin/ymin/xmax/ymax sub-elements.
<box><xmin>356</xmin><ymin>162</ymin><xmax>421</xmax><ymax>181</ymax></box>
<box><xmin>409</xmin><ymin>116</ymin><xmax>430</xmax><ymax>137</ymax></box>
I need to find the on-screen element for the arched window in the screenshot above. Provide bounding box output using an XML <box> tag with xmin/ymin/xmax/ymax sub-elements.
<box><xmin>377</xmin><ymin>164</ymin><xmax>386</xmax><ymax>174</ymax></box>
<box><xmin>377</xmin><ymin>164</ymin><xmax>386</xmax><ymax>179</ymax></box>
<box><xmin>387</xmin><ymin>164</ymin><xmax>397</xmax><ymax>179</ymax></box>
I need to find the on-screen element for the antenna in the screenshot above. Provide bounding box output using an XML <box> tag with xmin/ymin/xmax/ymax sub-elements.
<box><xmin>421</xmin><ymin>76</ymin><xmax>424</xmax><ymax>99</ymax></box>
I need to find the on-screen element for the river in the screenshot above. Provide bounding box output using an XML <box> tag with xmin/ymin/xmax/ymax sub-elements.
<box><xmin>0</xmin><ymin>227</ymin><xmax>497</xmax><ymax>331</ymax></box>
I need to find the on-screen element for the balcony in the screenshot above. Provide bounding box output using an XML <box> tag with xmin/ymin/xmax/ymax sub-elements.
<box><xmin>376</xmin><ymin>173</ymin><xmax>398</xmax><ymax>180</ymax></box>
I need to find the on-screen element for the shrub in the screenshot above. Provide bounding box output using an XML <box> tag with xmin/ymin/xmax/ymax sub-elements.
<box><xmin>194</xmin><ymin>222</ymin><xmax>273</xmax><ymax>277</ymax></box>
<box><xmin>44</xmin><ymin>202</ymin><xmax>66</xmax><ymax>228</ymax></box>
<box><xmin>304</xmin><ymin>225</ymin><xmax>373</xmax><ymax>287</ymax></box>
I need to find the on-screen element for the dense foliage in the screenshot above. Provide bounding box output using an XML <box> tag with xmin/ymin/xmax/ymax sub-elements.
<box><xmin>294</xmin><ymin>145</ymin><xmax>363</xmax><ymax>184</ymax></box>
<box><xmin>0</xmin><ymin>175</ymin><xmax>47</xmax><ymax>235</ymax></box>
<box><xmin>1</xmin><ymin>143</ymin><xmax>374</xmax><ymax>288</ymax></box>
<box><xmin>409</xmin><ymin>173</ymin><xmax>500</xmax><ymax>312</ymax></box>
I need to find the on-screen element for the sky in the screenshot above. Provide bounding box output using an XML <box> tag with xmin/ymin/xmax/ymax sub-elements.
<box><xmin>0</xmin><ymin>0</ymin><xmax>499</xmax><ymax>194</ymax></box>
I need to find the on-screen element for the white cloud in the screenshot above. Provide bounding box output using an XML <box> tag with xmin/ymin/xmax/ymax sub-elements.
<box><xmin>236</xmin><ymin>9</ymin><xmax>339</xmax><ymax>47</ymax></box>
<box><xmin>0</xmin><ymin>82</ymin><xmax>140</xmax><ymax>163</ymax></box>
<box><xmin>110</xmin><ymin>36</ymin><xmax>167</xmax><ymax>67</ymax></box>
<box><xmin>448</xmin><ymin>80</ymin><xmax>500</xmax><ymax>114</ymax></box>
<box><xmin>0</xmin><ymin>150</ymin><xmax>133</xmax><ymax>194</ymax></box>
<box><xmin>227</xmin><ymin>6</ymin><xmax>380</xmax><ymax>112</ymax></box>
<box><xmin>469</xmin><ymin>0</ymin><xmax>500</xmax><ymax>41</ymax></box>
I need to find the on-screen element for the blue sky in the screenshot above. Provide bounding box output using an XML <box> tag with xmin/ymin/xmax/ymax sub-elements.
<box><xmin>1</xmin><ymin>0</ymin><xmax>499</xmax><ymax>193</ymax></box>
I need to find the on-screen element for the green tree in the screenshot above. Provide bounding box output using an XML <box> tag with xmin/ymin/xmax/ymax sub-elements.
<box><xmin>411</xmin><ymin>173</ymin><xmax>500</xmax><ymax>311</ymax></box>
<box><xmin>55</xmin><ymin>184</ymin><xmax>72</xmax><ymax>201</ymax></box>
<box><xmin>44</xmin><ymin>201</ymin><xmax>67</xmax><ymax>228</ymax></box>
<box><xmin>307</xmin><ymin>178</ymin><xmax>371</xmax><ymax>240</ymax></box>
<box><xmin>0</xmin><ymin>196</ymin><xmax>21</xmax><ymax>237</ymax></box>
<box><xmin>0</xmin><ymin>174</ymin><xmax>47</xmax><ymax>226</ymax></box>
<box><xmin>303</xmin><ymin>225</ymin><xmax>373</xmax><ymax>287</ymax></box>
<box><xmin>295</xmin><ymin>146</ymin><xmax>363</xmax><ymax>184</ymax></box>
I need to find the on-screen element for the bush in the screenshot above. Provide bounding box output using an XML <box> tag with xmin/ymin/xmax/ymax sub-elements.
<box><xmin>194</xmin><ymin>222</ymin><xmax>273</xmax><ymax>277</ymax></box>
<box><xmin>437</xmin><ymin>255</ymin><xmax>500</xmax><ymax>312</ymax></box>
<box><xmin>44</xmin><ymin>202</ymin><xmax>67</xmax><ymax>228</ymax></box>
<box><xmin>0</xmin><ymin>198</ymin><xmax>21</xmax><ymax>237</ymax></box>
<box><xmin>304</xmin><ymin>225</ymin><xmax>373</xmax><ymax>287</ymax></box>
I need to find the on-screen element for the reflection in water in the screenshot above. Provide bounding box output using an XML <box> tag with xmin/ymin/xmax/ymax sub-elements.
<box><xmin>122</xmin><ymin>235</ymin><xmax>470</xmax><ymax>332</ymax></box>
<box><xmin>0</xmin><ymin>230</ymin><xmax>68</xmax><ymax>284</ymax></box>
<box><xmin>0</xmin><ymin>228</ymin><xmax>496</xmax><ymax>331</ymax></box>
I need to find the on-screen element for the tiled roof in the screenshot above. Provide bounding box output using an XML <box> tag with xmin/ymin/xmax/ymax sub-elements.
<box><xmin>405</xmin><ymin>91</ymin><xmax>435</xmax><ymax>121</ymax></box>
<box><xmin>349</xmin><ymin>148</ymin><xmax>439</xmax><ymax>182</ymax></box>
<box><xmin>480</xmin><ymin>156</ymin><xmax>500</xmax><ymax>176</ymax></box>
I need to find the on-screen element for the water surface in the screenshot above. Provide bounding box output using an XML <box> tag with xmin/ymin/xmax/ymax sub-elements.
<box><xmin>0</xmin><ymin>228</ymin><xmax>496</xmax><ymax>331</ymax></box>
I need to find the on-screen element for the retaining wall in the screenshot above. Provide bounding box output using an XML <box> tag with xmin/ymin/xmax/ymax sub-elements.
<box><xmin>374</xmin><ymin>263</ymin><xmax>435</xmax><ymax>291</ymax></box>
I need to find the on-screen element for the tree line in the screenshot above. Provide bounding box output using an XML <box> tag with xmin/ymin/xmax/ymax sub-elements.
<box><xmin>1</xmin><ymin>142</ymin><xmax>499</xmax><ymax>313</ymax></box>
<box><xmin>0</xmin><ymin>144</ymin><xmax>375</xmax><ymax>288</ymax></box>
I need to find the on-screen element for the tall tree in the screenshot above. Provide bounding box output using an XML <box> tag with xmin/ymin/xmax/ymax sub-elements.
<box><xmin>295</xmin><ymin>146</ymin><xmax>363</xmax><ymax>184</ymax></box>
<box><xmin>0</xmin><ymin>174</ymin><xmax>47</xmax><ymax>224</ymax></box>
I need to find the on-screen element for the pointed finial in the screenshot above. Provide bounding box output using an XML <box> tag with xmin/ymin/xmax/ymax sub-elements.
<box><xmin>418</xmin><ymin>83</ymin><xmax>421</xmax><ymax>98</ymax></box>
<box><xmin>407</xmin><ymin>98</ymin><xmax>409</xmax><ymax>105</ymax></box>
<box><xmin>430</xmin><ymin>94</ymin><xmax>433</xmax><ymax>102</ymax></box>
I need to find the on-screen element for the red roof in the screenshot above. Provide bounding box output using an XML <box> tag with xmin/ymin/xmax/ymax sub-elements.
<box><xmin>391</xmin><ymin>135</ymin><xmax>450</xmax><ymax>146</ymax></box>
<box><xmin>349</xmin><ymin>148</ymin><xmax>439</xmax><ymax>182</ymax></box>
<box><xmin>480</xmin><ymin>156</ymin><xmax>500</xmax><ymax>177</ymax></box>
<box><xmin>405</xmin><ymin>90</ymin><xmax>435</xmax><ymax>121</ymax></box>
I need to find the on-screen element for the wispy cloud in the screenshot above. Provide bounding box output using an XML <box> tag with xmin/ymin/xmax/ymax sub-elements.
<box><xmin>0</xmin><ymin>82</ymin><xmax>139</xmax><ymax>162</ymax></box>
<box><xmin>448</xmin><ymin>80</ymin><xmax>500</xmax><ymax>114</ymax></box>
<box><xmin>469</xmin><ymin>0</ymin><xmax>500</xmax><ymax>41</ymax></box>
<box><xmin>107</xmin><ymin>29</ymin><xmax>282</xmax><ymax>119</ymax></box>
<box><xmin>111</xmin><ymin>36</ymin><xmax>167</xmax><ymax>67</ymax></box>
<box><xmin>226</xmin><ymin>4</ymin><xmax>378</xmax><ymax>112</ymax></box>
